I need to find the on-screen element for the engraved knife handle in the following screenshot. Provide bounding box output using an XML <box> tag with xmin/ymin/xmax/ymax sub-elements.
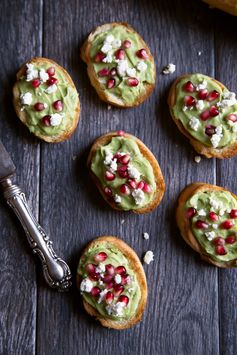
<box><xmin>2</xmin><ymin>179</ymin><xmax>72</xmax><ymax>291</ymax></box>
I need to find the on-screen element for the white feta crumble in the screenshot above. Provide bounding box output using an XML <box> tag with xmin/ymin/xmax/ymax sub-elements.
<box><xmin>106</xmin><ymin>302</ymin><xmax>125</xmax><ymax>317</ymax></box>
<box><xmin>109</xmin><ymin>158</ymin><xmax>117</xmax><ymax>173</ymax></box>
<box><xmin>101</xmin><ymin>42</ymin><xmax>112</xmax><ymax>53</ymax></box>
<box><xmin>143</xmin><ymin>232</ymin><xmax>149</xmax><ymax>240</ymax></box>
<box><xmin>210</xmin><ymin>126</ymin><xmax>223</xmax><ymax>148</ymax></box>
<box><xmin>25</xmin><ymin>63</ymin><xmax>38</xmax><ymax>81</ymax></box>
<box><xmin>198</xmin><ymin>209</ymin><xmax>207</xmax><ymax>216</ymax></box>
<box><xmin>102</xmin><ymin>52</ymin><xmax>113</xmax><ymax>63</ymax></box>
<box><xmin>212</xmin><ymin>224</ymin><xmax>218</xmax><ymax>229</ymax></box>
<box><xmin>217</xmin><ymin>92</ymin><xmax>236</xmax><ymax>108</ymax></box>
<box><xmin>126</xmin><ymin>67</ymin><xmax>136</xmax><ymax>77</ymax></box>
<box><xmin>233</xmin><ymin>125</ymin><xmax>237</xmax><ymax>133</ymax></box>
<box><xmin>209</xmin><ymin>198</ymin><xmax>222</xmax><ymax>210</ymax></box>
<box><xmin>137</xmin><ymin>61</ymin><xmax>147</xmax><ymax>72</ymax></box>
<box><xmin>105</xmin><ymin>34</ymin><xmax>114</xmax><ymax>43</ymax></box>
<box><xmin>20</xmin><ymin>92</ymin><xmax>32</xmax><ymax>105</ymax></box>
<box><xmin>98</xmin><ymin>289</ymin><xmax>108</xmax><ymax>304</ymax></box>
<box><xmin>112</xmin><ymin>38</ymin><xmax>121</xmax><ymax>48</ymax></box>
<box><xmin>50</xmin><ymin>113</ymin><xmax>63</xmax><ymax>126</ymax></box>
<box><xmin>143</xmin><ymin>250</ymin><xmax>154</xmax><ymax>264</ymax></box>
<box><xmin>183</xmin><ymin>106</ymin><xmax>188</xmax><ymax>112</ymax></box>
<box><xmin>128</xmin><ymin>288</ymin><xmax>133</xmax><ymax>293</ymax></box>
<box><xmin>114</xmin><ymin>194</ymin><xmax>122</xmax><ymax>204</ymax></box>
<box><xmin>196</xmin><ymin>100</ymin><xmax>205</xmax><ymax>111</ymax></box>
<box><xmin>117</xmin><ymin>60</ymin><xmax>129</xmax><ymax>77</ymax></box>
<box><xmin>39</xmin><ymin>69</ymin><xmax>49</xmax><ymax>83</ymax></box>
<box><xmin>80</xmin><ymin>278</ymin><xmax>93</xmax><ymax>293</ymax></box>
<box><xmin>95</xmin><ymin>263</ymin><xmax>106</xmax><ymax>274</ymax></box>
<box><xmin>189</xmin><ymin>117</ymin><xmax>200</xmax><ymax>131</ymax></box>
<box><xmin>45</xmin><ymin>84</ymin><xmax>57</xmax><ymax>94</ymax></box>
<box><xmin>216</xmin><ymin>125</ymin><xmax>223</xmax><ymax>135</ymax></box>
<box><xmin>162</xmin><ymin>63</ymin><xmax>176</xmax><ymax>74</ymax></box>
<box><xmin>219</xmin><ymin>209</ymin><xmax>225</xmax><ymax>216</ymax></box>
<box><xmin>196</xmin><ymin>80</ymin><xmax>207</xmax><ymax>91</ymax></box>
<box><xmin>114</xmin><ymin>274</ymin><xmax>122</xmax><ymax>284</ymax></box>
<box><xmin>127</xmin><ymin>164</ymin><xmax>141</xmax><ymax>180</ymax></box>
<box><xmin>132</xmin><ymin>189</ymin><xmax>145</xmax><ymax>205</ymax></box>
<box><xmin>194</xmin><ymin>156</ymin><xmax>201</xmax><ymax>163</ymax></box>
<box><xmin>204</xmin><ymin>231</ymin><xmax>216</xmax><ymax>241</ymax></box>
<box><xmin>104</xmin><ymin>150</ymin><xmax>113</xmax><ymax>165</ymax></box>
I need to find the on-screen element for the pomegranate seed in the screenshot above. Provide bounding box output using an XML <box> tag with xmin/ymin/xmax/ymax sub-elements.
<box><xmin>105</xmin><ymin>264</ymin><xmax>115</xmax><ymax>275</ymax></box>
<box><xmin>115</xmin><ymin>266</ymin><xmax>126</xmax><ymax>275</ymax></box>
<box><xmin>215</xmin><ymin>245</ymin><xmax>227</xmax><ymax>255</ymax></box>
<box><xmin>105</xmin><ymin>291</ymin><xmax>114</xmax><ymax>304</ymax></box>
<box><xmin>118</xmin><ymin>154</ymin><xmax>130</xmax><ymax>165</ymax></box>
<box><xmin>94</xmin><ymin>52</ymin><xmax>105</xmax><ymax>62</ymax></box>
<box><xmin>104</xmin><ymin>186</ymin><xmax>112</xmax><ymax>197</ymax></box>
<box><xmin>195</xmin><ymin>220</ymin><xmax>208</xmax><ymax>229</ymax></box>
<box><xmin>186</xmin><ymin>207</ymin><xmax>197</xmax><ymax>219</ymax></box>
<box><xmin>113</xmin><ymin>284</ymin><xmax>124</xmax><ymax>296</ymax></box>
<box><xmin>209</xmin><ymin>211</ymin><xmax>219</xmax><ymax>221</ymax></box>
<box><xmin>127</xmin><ymin>178</ymin><xmax>137</xmax><ymax>189</ymax></box>
<box><xmin>115</xmin><ymin>49</ymin><xmax>125</xmax><ymax>60</ymax></box>
<box><xmin>110</xmin><ymin>67</ymin><xmax>117</xmax><ymax>76</ymax></box>
<box><xmin>226</xmin><ymin>114</ymin><xmax>237</xmax><ymax>123</ymax></box>
<box><xmin>88</xmin><ymin>272</ymin><xmax>100</xmax><ymax>281</ymax></box>
<box><xmin>205</xmin><ymin>125</ymin><xmax>216</xmax><ymax>136</ymax></box>
<box><xmin>184</xmin><ymin>95</ymin><xmax>196</xmax><ymax>106</ymax></box>
<box><xmin>207</xmin><ymin>90</ymin><xmax>219</xmax><ymax>101</ymax></box>
<box><xmin>47</xmin><ymin>67</ymin><xmax>55</xmax><ymax>77</ymax></box>
<box><xmin>183</xmin><ymin>81</ymin><xmax>195</xmax><ymax>93</ymax></box>
<box><xmin>143</xmin><ymin>182</ymin><xmax>152</xmax><ymax>193</ymax></box>
<box><xmin>118</xmin><ymin>295</ymin><xmax>129</xmax><ymax>305</ymax></box>
<box><xmin>123</xmin><ymin>40</ymin><xmax>131</xmax><ymax>48</ymax></box>
<box><xmin>107</xmin><ymin>78</ymin><xmax>115</xmax><ymax>89</ymax></box>
<box><xmin>120</xmin><ymin>184</ymin><xmax>130</xmax><ymax>195</ymax></box>
<box><xmin>121</xmin><ymin>275</ymin><xmax>130</xmax><ymax>285</ymax></box>
<box><xmin>31</xmin><ymin>79</ymin><xmax>40</xmax><ymax>88</ymax></box>
<box><xmin>98</xmin><ymin>68</ymin><xmax>110</xmax><ymax>77</ymax></box>
<box><xmin>127</xmin><ymin>77</ymin><xmax>139</xmax><ymax>87</ymax></box>
<box><xmin>200</xmin><ymin>110</ymin><xmax>210</xmax><ymax>121</ymax></box>
<box><xmin>53</xmin><ymin>100</ymin><xmax>63</xmax><ymax>112</ymax></box>
<box><xmin>221</xmin><ymin>220</ymin><xmax>234</xmax><ymax>229</ymax></box>
<box><xmin>137</xmin><ymin>181</ymin><xmax>145</xmax><ymax>190</ymax></box>
<box><xmin>102</xmin><ymin>274</ymin><xmax>113</xmax><ymax>283</ymax></box>
<box><xmin>94</xmin><ymin>252</ymin><xmax>107</xmax><ymax>262</ymax></box>
<box><xmin>198</xmin><ymin>89</ymin><xmax>208</xmax><ymax>100</ymax></box>
<box><xmin>136</xmin><ymin>48</ymin><xmax>148</xmax><ymax>59</ymax></box>
<box><xmin>209</xmin><ymin>106</ymin><xmax>219</xmax><ymax>117</ymax></box>
<box><xmin>225</xmin><ymin>235</ymin><xmax>236</xmax><ymax>244</ymax></box>
<box><xmin>213</xmin><ymin>237</ymin><xmax>225</xmax><ymax>246</ymax></box>
<box><xmin>105</xmin><ymin>171</ymin><xmax>115</xmax><ymax>181</ymax></box>
<box><xmin>85</xmin><ymin>263</ymin><xmax>96</xmax><ymax>273</ymax></box>
<box><xmin>117</xmin><ymin>130</ymin><xmax>125</xmax><ymax>136</ymax></box>
<box><xmin>47</xmin><ymin>77</ymin><xmax>57</xmax><ymax>86</ymax></box>
<box><xmin>34</xmin><ymin>102</ymin><xmax>45</xmax><ymax>111</ymax></box>
<box><xmin>117</xmin><ymin>166</ymin><xmax>128</xmax><ymax>178</ymax></box>
<box><xmin>41</xmin><ymin>115</ymin><xmax>51</xmax><ymax>126</ymax></box>
<box><xmin>105</xmin><ymin>281</ymin><xmax>114</xmax><ymax>289</ymax></box>
<box><xmin>91</xmin><ymin>287</ymin><xmax>101</xmax><ymax>297</ymax></box>
<box><xmin>230</xmin><ymin>209</ymin><xmax>237</xmax><ymax>218</ymax></box>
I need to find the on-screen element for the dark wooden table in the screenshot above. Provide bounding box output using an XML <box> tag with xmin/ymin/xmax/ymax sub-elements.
<box><xmin>0</xmin><ymin>0</ymin><xmax>236</xmax><ymax>354</ymax></box>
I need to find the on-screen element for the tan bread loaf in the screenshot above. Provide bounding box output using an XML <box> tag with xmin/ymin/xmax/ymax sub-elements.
<box><xmin>203</xmin><ymin>0</ymin><xmax>237</xmax><ymax>16</ymax></box>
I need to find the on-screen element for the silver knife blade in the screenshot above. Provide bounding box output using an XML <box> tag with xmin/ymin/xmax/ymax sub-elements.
<box><xmin>0</xmin><ymin>140</ymin><xmax>16</xmax><ymax>181</ymax></box>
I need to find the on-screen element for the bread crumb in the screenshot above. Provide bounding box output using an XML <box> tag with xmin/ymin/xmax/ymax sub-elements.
<box><xmin>198</xmin><ymin>51</ymin><xmax>202</xmax><ymax>56</ymax></box>
<box><xmin>194</xmin><ymin>156</ymin><xmax>201</xmax><ymax>163</ymax></box>
<box><xmin>143</xmin><ymin>250</ymin><xmax>154</xmax><ymax>264</ymax></box>
<box><xmin>162</xmin><ymin>63</ymin><xmax>176</xmax><ymax>75</ymax></box>
<box><xmin>143</xmin><ymin>232</ymin><xmax>149</xmax><ymax>240</ymax></box>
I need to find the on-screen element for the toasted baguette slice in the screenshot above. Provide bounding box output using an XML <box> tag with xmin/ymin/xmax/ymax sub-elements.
<box><xmin>176</xmin><ymin>183</ymin><xmax>237</xmax><ymax>267</ymax></box>
<box><xmin>77</xmin><ymin>236</ymin><xmax>147</xmax><ymax>329</ymax></box>
<box><xmin>13</xmin><ymin>57</ymin><xmax>80</xmax><ymax>143</ymax></box>
<box><xmin>81</xmin><ymin>22</ymin><xmax>156</xmax><ymax>108</ymax></box>
<box><xmin>203</xmin><ymin>0</ymin><xmax>237</xmax><ymax>16</ymax></box>
<box><xmin>87</xmin><ymin>131</ymin><xmax>165</xmax><ymax>214</ymax></box>
<box><xmin>168</xmin><ymin>74</ymin><xmax>237</xmax><ymax>158</ymax></box>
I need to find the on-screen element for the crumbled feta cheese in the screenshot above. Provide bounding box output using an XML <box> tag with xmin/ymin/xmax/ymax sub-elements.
<box><xmin>114</xmin><ymin>194</ymin><xmax>122</xmax><ymax>204</ymax></box>
<box><xmin>162</xmin><ymin>63</ymin><xmax>176</xmax><ymax>74</ymax></box>
<box><xmin>143</xmin><ymin>250</ymin><xmax>154</xmax><ymax>264</ymax></box>
<box><xmin>128</xmin><ymin>288</ymin><xmax>133</xmax><ymax>293</ymax></box>
<box><xmin>233</xmin><ymin>125</ymin><xmax>237</xmax><ymax>133</ymax></box>
<box><xmin>137</xmin><ymin>61</ymin><xmax>147</xmax><ymax>72</ymax></box>
<box><xmin>143</xmin><ymin>232</ymin><xmax>149</xmax><ymax>240</ymax></box>
<box><xmin>112</xmin><ymin>38</ymin><xmax>121</xmax><ymax>48</ymax></box>
<box><xmin>217</xmin><ymin>92</ymin><xmax>236</xmax><ymax>108</ymax></box>
<box><xmin>26</xmin><ymin>63</ymin><xmax>38</xmax><ymax>81</ymax></box>
<box><xmin>80</xmin><ymin>278</ymin><xmax>93</xmax><ymax>293</ymax></box>
<box><xmin>98</xmin><ymin>289</ymin><xmax>108</xmax><ymax>304</ymax></box>
<box><xmin>183</xmin><ymin>106</ymin><xmax>188</xmax><ymax>112</ymax></box>
<box><xmin>194</xmin><ymin>156</ymin><xmax>201</xmax><ymax>163</ymax></box>
<box><xmin>209</xmin><ymin>198</ymin><xmax>222</xmax><ymax>210</ymax></box>
<box><xmin>210</xmin><ymin>133</ymin><xmax>222</xmax><ymax>148</ymax></box>
<box><xmin>95</xmin><ymin>263</ymin><xmax>106</xmax><ymax>274</ymax></box>
<box><xmin>196</xmin><ymin>80</ymin><xmax>207</xmax><ymax>91</ymax></box>
<box><xmin>106</xmin><ymin>302</ymin><xmax>125</xmax><ymax>317</ymax></box>
<box><xmin>132</xmin><ymin>189</ymin><xmax>145</xmax><ymax>205</ymax></box>
<box><xmin>114</xmin><ymin>274</ymin><xmax>122</xmax><ymax>284</ymax></box>
<box><xmin>104</xmin><ymin>151</ymin><xmax>113</xmax><ymax>165</ymax></box>
<box><xmin>102</xmin><ymin>52</ymin><xmax>113</xmax><ymax>63</ymax></box>
<box><xmin>127</xmin><ymin>164</ymin><xmax>140</xmax><ymax>180</ymax></box>
<box><xmin>117</xmin><ymin>60</ymin><xmax>129</xmax><ymax>76</ymax></box>
<box><xmin>109</xmin><ymin>158</ymin><xmax>117</xmax><ymax>173</ymax></box>
<box><xmin>105</xmin><ymin>34</ymin><xmax>114</xmax><ymax>43</ymax></box>
<box><xmin>198</xmin><ymin>209</ymin><xmax>207</xmax><ymax>216</ymax></box>
<box><xmin>219</xmin><ymin>209</ymin><xmax>225</xmax><ymax>216</ymax></box>
<box><xmin>39</xmin><ymin>69</ymin><xmax>49</xmax><ymax>83</ymax></box>
<box><xmin>126</xmin><ymin>67</ymin><xmax>136</xmax><ymax>77</ymax></box>
<box><xmin>189</xmin><ymin>117</ymin><xmax>200</xmax><ymax>131</ymax></box>
<box><xmin>212</xmin><ymin>224</ymin><xmax>218</xmax><ymax>229</ymax></box>
<box><xmin>20</xmin><ymin>92</ymin><xmax>33</xmax><ymax>105</ymax></box>
<box><xmin>205</xmin><ymin>231</ymin><xmax>215</xmax><ymax>241</ymax></box>
<box><xmin>50</xmin><ymin>113</ymin><xmax>63</xmax><ymax>126</ymax></box>
<box><xmin>45</xmin><ymin>84</ymin><xmax>57</xmax><ymax>94</ymax></box>
<box><xmin>223</xmin><ymin>91</ymin><xmax>236</xmax><ymax>101</ymax></box>
<box><xmin>215</xmin><ymin>125</ymin><xmax>223</xmax><ymax>135</ymax></box>
<box><xmin>196</xmin><ymin>100</ymin><xmax>205</xmax><ymax>111</ymax></box>
<box><xmin>101</xmin><ymin>42</ymin><xmax>112</xmax><ymax>53</ymax></box>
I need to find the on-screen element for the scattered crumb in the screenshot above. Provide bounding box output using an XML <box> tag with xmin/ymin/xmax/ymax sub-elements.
<box><xmin>162</xmin><ymin>63</ymin><xmax>176</xmax><ymax>75</ymax></box>
<box><xmin>194</xmin><ymin>155</ymin><xmax>201</xmax><ymax>163</ymax></box>
<box><xmin>107</xmin><ymin>105</ymin><xmax>112</xmax><ymax>110</ymax></box>
<box><xmin>143</xmin><ymin>250</ymin><xmax>154</xmax><ymax>264</ymax></box>
<box><xmin>121</xmin><ymin>219</ymin><xmax>125</xmax><ymax>225</ymax></box>
<box><xmin>198</xmin><ymin>51</ymin><xmax>202</xmax><ymax>56</ymax></box>
<box><xmin>72</xmin><ymin>155</ymin><xmax>77</xmax><ymax>161</ymax></box>
<box><xmin>143</xmin><ymin>232</ymin><xmax>149</xmax><ymax>240</ymax></box>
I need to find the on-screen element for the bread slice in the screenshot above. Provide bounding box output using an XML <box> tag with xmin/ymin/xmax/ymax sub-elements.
<box><xmin>203</xmin><ymin>0</ymin><xmax>237</xmax><ymax>16</ymax></box>
<box><xmin>168</xmin><ymin>74</ymin><xmax>237</xmax><ymax>158</ymax></box>
<box><xmin>77</xmin><ymin>235</ymin><xmax>147</xmax><ymax>329</ymax></box>
<box><xmin>81</xmin><ymin>22</ymin><xmax>156</xmax><ymax>108</ymax></box>
<box><xmin>87</xmin><ymin>131</ymin><xmax>165</xmax><ymax>214</ymax></box>
<box><xmin>13</xmin><ymin>57</ymin><xmax>80</xmax><ymax>143</ymax></box>
<box><xmin>176</xmin><ymin>182</ymin><xmax>237</xmax><ymax>267</ymax></box>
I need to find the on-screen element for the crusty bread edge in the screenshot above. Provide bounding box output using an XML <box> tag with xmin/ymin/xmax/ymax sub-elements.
<box><xmin>176</xmin><ymin>182</ymin><xmax>237</xmax><ymax>268</ymax></box>
<box><xmin>13</xmin><ymin>57</ymin><xmax>81</xmax><ymax>143</ymax></box>
<box><xmin>77</xmin><ymin>235</ymin><xmax>148</xmax><ymax>329</ymax></box>
<box><xmin>167</xmin><ymin>74</ymin><xmax>237</xmax><ymax>158</ymax></box>
<box><xmin>81</xmin><ymin>22</ymin><xmax>156</xmax><ymax>108</ymax></box>
<box><xmin>87</xmin><ymin>131</ymin><xmax>165</xmax><ymax>214</ymax></box>
<box><xmin>203</xmin><ymin>0</ymin><xmax>237</xmax><ymax>16</ymax></box>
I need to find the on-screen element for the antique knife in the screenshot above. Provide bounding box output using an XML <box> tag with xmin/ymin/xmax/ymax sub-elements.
<box><xmin>0</xmin><ymin>140</ymin><xmax>71</xmax><ymax>291</ymax></box>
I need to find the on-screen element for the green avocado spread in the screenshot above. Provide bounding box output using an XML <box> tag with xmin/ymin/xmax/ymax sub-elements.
<box><xmin>77</xmin><ymin>241</ymin><xmax>141</xmax><ymax>320</ymax></box>
<box><xmin>89</xmin><ymin>25</ymin><xmax>155</xmax><ymax>105</ymax></box>
<box><xmin>172</xmin><ymin>74</ymin><xmax>237</xmax><ymax>148</ymax></box>
<box><xmin>16</xmin><ymin>62</ymin><xmax>79</xmax><ymax>137</ymax></box>
<box><xmin>91</xmin><ymin>134</ymin><xmax>156</xmax><ymax>210</ymax></box>
<box><xmin>185</xmin><ymin>190</ymin><xmax>237</xmax><ymax>263</ymax></box>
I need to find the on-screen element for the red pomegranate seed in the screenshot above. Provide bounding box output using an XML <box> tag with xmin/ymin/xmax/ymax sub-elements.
<box><xmin>104</xmin><ymin>186</ymin><xmax>112</xmax><ymax>197</ymax></box>
<box><xmin>114</xmin><ymin>152</ymin><xmax>122</xmax><ymax>159</ymax></box>
<box><xmin>118</xmin><ymin>154</ymin><xmax>130</xmax><ymax>165</ymax></box>
<box><xmin>94</xmin><ymin>52</ymin><xmax>105</xmax><ymax>62</ymax></box>
<box><xmin>47</xmin><ymin>67</ymin><xmax>55</xmax><ymax>77</ymax></box>
<box><xmin>105</xmin><ymin>281</ymin><xmax>114</xmax><ymax>289</ymax></box>
<box><xmin>105</xmin><ymin>171</ymin><xmax>115</xmax><ymax>181</ymax></box>
<box><xmin>230</xmin><ymin>209</ymin><xmax>237</xmax><ymax>218</ymax></box>
<box><xmin>136</xmin><ymin>48</ymin><xmax>148</xmax><ymax>59</ymax></box>
<box><xmin>113</xmin><ymin>284</ymin><xmax>124</xmax><ymax>297</ymax></box>
<box><xmin>184</xmin><ymin>95</ymin><xmax>196</xmax><ymax>106</ymax></box>
<box><xmin>221</xmin><ymin>220</ymin><xmax>234</xmax><ymax>229</ymax></box>
<box><xmin>105</xmin><ymin>264</ymin><xmax>115</xmax><ymax>276</ymax></box>
<box><xmin>47</xmin><ymin>77</ymin><xmax>57</xmax><ymax>86</ymax></box>
<box><xmin>215</xmin><ymin>245</ymin><xmax>227</xmax><ymax>255</ymax></box>
<box><xmin>115</xmin><ymin>49</ymin><xmax>125</xmax><ymax>60</ymax></box>
<box><xmin>200</xmin><ymin>110</ymin><xmax>210</xmax><ymax>121</ymax></box>
<box><xmin>102</xmin><ymin>274</ymin><xmax>114</xmax><ymax>283</ymax></box>
<box><xmin>115</xmin><ymin>266</ymin><xmax>126</xmax><ymax>275</ymax></box>
<box><xmin>117</xmin><ymin>166</ymin><xmax>128</xmax><ymax>178</ymax></box>
<box><xmin>213</xmin><ymin>237</ymin><xmax>225</xmax><ymax>246</ymax></box>
<box><xmin>205</xmin><ymin>125</ymin><xmax>216</xmax><ymax>136</ymax></box>
<box><xmin>34</xmin><ymin>102</ymin><xmax>45</xmax><ymax>111</ymax></box>
<box><xmin>88</xmin><ymin>272</ymin><xmax>100</xmax><ymax>281</ymax></box>
<box><xmin>123</xmin><ymin>40</ymin><xmax>131</xmax><ymax>48</ymax></box>
<box><xmin>207</xmin><ymin>90</ymin><xmax>219</xmax><ymax>101</ymax></box>
<box><xmin>118</xmin><ymin>295</ymin><xmax>129</xmax><ymax>305</ymax></box>
<box><xmin>105</xmin><ymin>291</ymin><xmax>114</xmax><ymax>304</ymax></box>
<box><xmin>98</xmin><ymin>68</ymin><xmax>110</xmax><ymax>77</ymax></box>
<box><xmin>209</xmin><ymin>106</ymin><xmax>219</xmax><ymax>117</ymax></box>
<box><xmin>137</xmin><ymin>181</ymin><xmax>145</xmax><ymax>190</ymax></box>
<box><xmin>121</xmin><ymin>275</ymin><xmax>130</xmax><ymax>285</ymax></box>
<box><xmin>127</xmin><ymin>178</ymin><xmax>137</xmax><ymax>189</ymax></box>
<box><xmin>186</xmin><ymin>207</ymin><xmax>197</xmax><ymax>219</ymax></box>
<box><xmin>117</xmin><ymin>130</ymin><xmax>125</xmax><ymax>136</ymax></box>
<box><xmin>226</xmin><ymin>235</ymin><xmax>236</xmax><ymax>244</ymax></box>
<box><xmin>226</xmin><ymin>114</ymin><xmax>237</xmax><ymax>123</ymax></box>
<box><xmin>107</xmin><ymin>78</ymin><xmax>115</xmax><ymax>89</ymax></box>
<box><xmin>209</xmin><ymin>211</ymin><xmax>219</xmax><ymax>221</ymax></box>
<box><xmin>110</xmin><ymin>67</ymin><xmax>117</xmax><ymax>76</ymax></box>
<box><xmin>94</xmin><ymin>252</ymin><xmax>107</xmax><ymax>262</ymax></box>
<box><xmin>127</xmin><ymin>77</ymin><xmax>139</xmax><ymax>87</ymax></box>
<box><xmin>143</xmin><ymin>182</ymin><xmax>152</xmax><ymax>193</ymax></box>
<box><xmin>183</xmin><ymin>81</ymin><xmax>195</xmax><ymax>93</ymax></box>
<box><xmin>120</xmin><ymin>184</ymin><xmax>130</xmax><ymax>195</ymax></box>
<box><xmin>198</xmin><ymin>89</ymin><xmax>208</xmax><ymax>100</ymax></box>
<box><xmin>41</xmin><ymin>115</ymin><xmax>51</xmax><ymax>126</ymax></box>
<box><xmin>31</xmin><ymin>79</ymin><xmax>41</xmax><ymax>88</ymax></box>
<box><xmin>53</xmin><ymin>100</ymin><xmax>63</xmax><ymax>112</ymax></box>
<box><xmin>85</xmin><ymin>263</ymin><xmax>96</xmax><ymax>274</ymax></box>
<box><xmin>91</xmin><ymin>286</ymin><xmax>101</xmax><ymax>297</ymax></box>
<box><xmin>195</xmin><ymin>220</ymin><xmax>208</xmax><ymax>229</ymax></box>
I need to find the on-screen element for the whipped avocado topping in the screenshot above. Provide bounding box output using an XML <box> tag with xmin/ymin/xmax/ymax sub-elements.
<box><xmin>172</xmin><ymin>74</ymin><xmax>237</xmax><ymax>148</ymax></box>
<box><xmin>185</xmin><ymin>190</ymin><xmax>237</xmax><ymax>263</ymax></box>
<box><xmin>77</xmin><ymin>242</ymin><xmax>141</xmax><ymax>320</ymax></box>
<box><xmin>89</xmin><ymin>25</ymin><xmax>155</xmax><ymax>105</ymax></box>
<box><xmin>17</xmin><ymin>62</ymin><xmax>79</xmax><ymax>137</ymax></box>
<box><xmin>91</xmin><ymin>133</ymin><xmax>156</xmax><ymax>210</ymax></box>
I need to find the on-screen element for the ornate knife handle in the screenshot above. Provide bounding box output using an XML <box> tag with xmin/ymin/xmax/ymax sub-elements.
<box><xmin>2</xmin><ymin>179</ymin><xmax>72</xmax><ymax>291</ymax></box>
